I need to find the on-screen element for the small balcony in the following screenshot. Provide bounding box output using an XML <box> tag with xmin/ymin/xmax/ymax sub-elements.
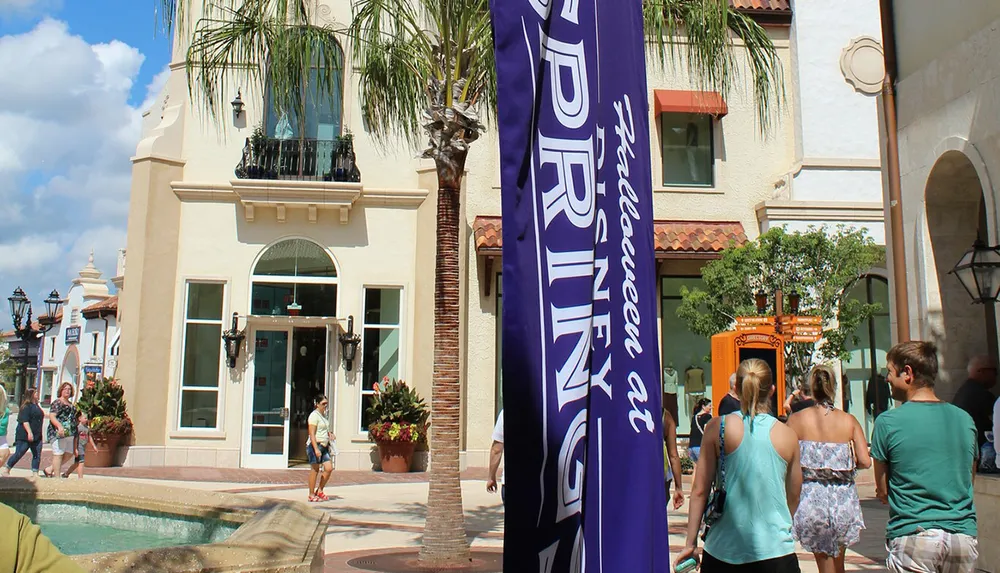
<box><xmin>235</xmin><ymin>136</ymin><xmax>361</xmax><ymax>183</ymax></box>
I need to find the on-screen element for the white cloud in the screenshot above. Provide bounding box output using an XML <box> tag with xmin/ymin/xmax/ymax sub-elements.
<box><xmin>0</xmin><ymin>0</ymin><xmax>60</xmax><ymax>17</ymax></box>
<box><xmin>0</xmin><ymin>19</ymin><xmax>146</xmax><ymax>323</ymax></box>
<box><xmin>0</xmin><ymin>236</ymin><xmax>60</xmax><ymax>273</ymax></box>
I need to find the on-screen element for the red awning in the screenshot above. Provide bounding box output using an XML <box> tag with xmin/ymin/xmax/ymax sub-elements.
<box><xmin>653</xmin><ymin>90</ymin><xmax>728</xmax><ymax>117</ymax></box>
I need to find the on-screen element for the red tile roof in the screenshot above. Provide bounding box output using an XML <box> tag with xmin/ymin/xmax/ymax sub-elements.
<box><xmin>730</xmin><ymin>0</ymin><xmax>790</xmax><ymax>11</ymax></box>
<box><xmin>472</xmin><ymin>216</ymin><xmax>747</xmax><ymax>257</ymax></box>
<box><xmin>82</xmin><ymin>295</ymin><xmax>118</xmax><ymax>318</ymax></box>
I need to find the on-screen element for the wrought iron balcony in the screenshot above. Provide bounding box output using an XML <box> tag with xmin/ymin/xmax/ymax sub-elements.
<box><xmin>235</xmin><ymin>136</ymin><xmax>361</xmax><ymax>182</ymax></box>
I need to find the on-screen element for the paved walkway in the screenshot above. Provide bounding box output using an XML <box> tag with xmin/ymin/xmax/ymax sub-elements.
<box><xmin>2</xmin><ymin>462</ymin><xmax>890</xmax><ymax>572</ymax></box>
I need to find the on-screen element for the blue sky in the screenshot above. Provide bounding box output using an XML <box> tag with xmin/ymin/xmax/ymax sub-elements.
<box><xmin>0</xmin><ymin>0</ymin><xmax>169</xmax><ymax>327</ymax></box>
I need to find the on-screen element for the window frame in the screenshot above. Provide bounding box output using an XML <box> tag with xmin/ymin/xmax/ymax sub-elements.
<box><xmin>659</xmin><ymin>112</ymin><xmax>716</xmax><ymax>189</ymax></box>
<box><xmin>659</xmin><ymin>274</ymin><xmax>712</xmax><ymax>437</ymax></box>
<box><xmin>359</xmin><ymin>285</ymin><xmax>405</xmax><ymax>435</ymax></box>
<box><xmin>495</xmin><ymin>272</ymin><xmax>503</xmax><ymax>419</ymax></box>
<box><xmin>250</xmin><ymin>238</ymin><xmax>340</xmax><ymax>318</ymax></box>
<box><xmin>176</xmin><ymin>280</ymin><xmax>229</xmax><ymax>431</ymax></box>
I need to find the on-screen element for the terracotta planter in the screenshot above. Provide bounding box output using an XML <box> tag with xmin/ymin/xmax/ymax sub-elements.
<box><xmin>85</xmin><ymin>433</ymin><xmax>123</xmax><ymax>468</ymax></box>
<box><xmin>377</xmin><ymin>441</ymin><xmax>416</xmax><ymax>473</ymax></box>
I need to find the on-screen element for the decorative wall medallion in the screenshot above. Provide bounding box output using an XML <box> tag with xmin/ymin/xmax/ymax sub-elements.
<box><xmin>316</xmin><ymin>4</ymin><xmax>339</xmax><ymax>28</ymax></box>
<box><xmin>840</xmin><ymin>36</ymin><xmax>885</xmax><ymax>95</ymax></box>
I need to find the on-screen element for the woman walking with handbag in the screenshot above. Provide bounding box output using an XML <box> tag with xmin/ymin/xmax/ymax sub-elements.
<box><xmin>674</xmin><ymin>358</ymin><xmax>803</xmax><ymax>572</ymax></box>
<box><xmin>786</xmin><ymin>365</ymin><xmax>870</xmax><ymax>573</ymax></box>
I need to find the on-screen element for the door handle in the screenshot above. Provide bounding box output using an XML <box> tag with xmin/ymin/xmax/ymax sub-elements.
<box><xmin>280</xmin><ymin>407</ymin><xmax>289</xmax><ymax>419</ymax></box>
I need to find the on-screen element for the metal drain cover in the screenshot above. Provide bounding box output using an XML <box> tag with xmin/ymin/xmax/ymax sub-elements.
<box><xmin>345</xmin><ymin>551</ymin><xmax>502</xmax><ymax>572</ymax></box>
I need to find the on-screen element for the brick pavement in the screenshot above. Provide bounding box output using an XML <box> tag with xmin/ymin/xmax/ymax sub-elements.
<box><xmin>7</xmin><ymin>451</ymin><xmax>489</xmax><ymax>485</ymax></box>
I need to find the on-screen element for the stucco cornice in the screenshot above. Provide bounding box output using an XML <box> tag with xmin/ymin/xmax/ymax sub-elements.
<box><xmin>755</xmin><ymin>200</ymin><xmax>885</xmax><ymax>222</ymax></box>
<box><xmin>172</xmin><ymin>179</ymin><xmax>429</xmax><ymax>223</ymax></box>
<box><xmin>358</xmin><ymin>188</ymin><xmax>430</xmax><ymax>207</ymax></box>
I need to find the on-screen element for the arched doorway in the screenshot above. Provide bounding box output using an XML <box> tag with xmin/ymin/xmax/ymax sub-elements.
<box><xmin>923</xmin><ymin>150</ymin><xmax>997</xmax><ymax>398</ymax></box>
<box><xmin>59</xmin><ymin>346</ymin><xmax>80</xmax><ymax>397</ymax></box>
<box><xmin>244</xmin><ymin>238</ymin><xmax>340</xmax><ymax>468</ymax></box>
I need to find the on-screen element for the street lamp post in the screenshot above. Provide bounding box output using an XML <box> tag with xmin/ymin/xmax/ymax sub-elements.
<box><xmin>7</xmin><ymin>287</ymin><xmax>63</xmax><ymax>403</ymax></box>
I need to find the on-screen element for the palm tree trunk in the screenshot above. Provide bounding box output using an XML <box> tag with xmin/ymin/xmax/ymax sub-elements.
<box><xmin>419</xmin><ymin>149</ymin><xmax>472</xmax><ymax>565</ymax></box>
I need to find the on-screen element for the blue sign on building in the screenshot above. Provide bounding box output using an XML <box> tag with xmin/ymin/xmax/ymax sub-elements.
<box><xmin>65</xmin><ymin>326</ymin><xmax>81</xmax><ymax>344</ymax></box>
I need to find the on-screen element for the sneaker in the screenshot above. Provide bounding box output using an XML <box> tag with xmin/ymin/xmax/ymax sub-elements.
<box><xmin>0</xmin><ymin>466</ymin><xmax>9</xmax><ymax>477</ymax></box>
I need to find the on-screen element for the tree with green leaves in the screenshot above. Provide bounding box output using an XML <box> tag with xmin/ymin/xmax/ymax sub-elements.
<box><xmin>677</xmin><ymin>226</ymin><xmax>884</xmax><ymax>387</ymax></box>
<box><xmin>158</xmin><ymin>0</ymin><xmax>784</xmax><ymax>565</ymax></box>
<box><xmin>0</xmin><ymin>347</ymin><xmax>17</xmax><ymax>395</ymax></box>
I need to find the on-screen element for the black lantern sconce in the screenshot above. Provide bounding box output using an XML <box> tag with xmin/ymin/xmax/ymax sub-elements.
<box><xmin>951</xmin><ymin>239</ymin><xmax>1000</xmax><ymax>304</ymax></box>
<box><xmin>754</xmin><ymin>290</ymin><xmax>768</xmax><ymax>314</ymax></box>
<box><xmin>787</xmin><ymin>291</ymin><xmax>801</xmax><ymax>314</ymax></box>
<box><xmin>231</xmin><ymin>90</ymin><xmax>245</xmax><ymax>118</ymax></box>
<box><xmin>221</xmin><ymin>313</ymin><xmax>246</xmax><ymax>368</ymax></box>
<box><xmin>339</xmin><ymin>315</ymin><xmax>361</xmax><ymax>371</ymax></box>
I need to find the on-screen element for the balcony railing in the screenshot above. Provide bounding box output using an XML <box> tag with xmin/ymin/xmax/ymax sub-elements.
<box><xmin>235</xmin><ymin>136</ymin><xmax>361</xmax><ymax>182</ymax></box>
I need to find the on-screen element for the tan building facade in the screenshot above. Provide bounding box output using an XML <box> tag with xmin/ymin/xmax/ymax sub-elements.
<box><xmin>118</xmin><ymin>0</ymin><xmax>887</xmax><ymax>469</ymax></box>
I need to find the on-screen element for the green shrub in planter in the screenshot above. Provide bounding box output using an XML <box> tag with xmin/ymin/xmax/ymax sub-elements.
<box><xmin>681</xmin><ymin>456</ymin><xmax>695</xmax><ymax>475</ymax></box>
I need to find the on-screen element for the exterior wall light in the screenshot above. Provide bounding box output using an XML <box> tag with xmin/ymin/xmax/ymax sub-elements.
<box><xmin>231</xmin><ymin>90</ymin><xmax>245</xmax><ymax>118</ymax></box>
<box><xmin>339</xmin><ymin>315</ymin><xmax>361</xmax><ymax>371</ymax></box>
<box><xmin>221</xmin><ymin>313</ymin><xmax>246</xmax><ymax>368</ymax></box>
<box><xmin>950</xmin><ymin>239</ymin><xmax>1000</xmax><ymax>304</ymax></box>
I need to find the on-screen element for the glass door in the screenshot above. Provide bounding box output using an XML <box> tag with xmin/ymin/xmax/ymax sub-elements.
<box><xmin>246</xmin><ymin>329</ymin><xmax>291</xmax><ymax>468</ymax></box>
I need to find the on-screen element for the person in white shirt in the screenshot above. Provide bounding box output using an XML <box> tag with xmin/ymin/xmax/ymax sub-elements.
<box><xmin>307</xmin><ymin>395</ymin><xmax>334</xmax><ymax>502</ymax></box>
<box><xmin>487</xmin><ymin>410</ymin><xmax>505</xmax><ymax>503</ymax></box>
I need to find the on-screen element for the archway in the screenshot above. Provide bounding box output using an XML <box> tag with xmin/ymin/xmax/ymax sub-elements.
<box><xmin>59</xmin><ymin>346</ymin><xmax>80</xmax><ymax>396</ymax></box>
<box><xmin>924</xmin><ymin>150</ymin><xmax>996</xmax><ymax>398</ymax></box>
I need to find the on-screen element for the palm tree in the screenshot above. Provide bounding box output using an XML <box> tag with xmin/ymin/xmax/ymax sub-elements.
<box><xmin>159</xmin><ymin>0</ymin><xmax>783</xmax><ymax>566</ymax></box>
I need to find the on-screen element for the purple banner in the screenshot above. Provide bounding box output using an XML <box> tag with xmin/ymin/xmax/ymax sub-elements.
<box><xmin>491</xmin><ymin>0</ymin><xmax>669</xmax><ymax>570</ymax></box>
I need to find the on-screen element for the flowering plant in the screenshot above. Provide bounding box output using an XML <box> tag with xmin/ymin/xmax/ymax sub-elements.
<box><xmin>368</xmin><ymin>421</ymin><xmax>421</xmax><ymax>443</ymax></box>
<box><xmin>76</xmin><ymin>377</ymin><xmax>132</xmax><ymax>435</ymax></box>
<box><xmin>366</xmin><ymin>377</ymin><xmax>429</xmax><ymax>443</ymax></box>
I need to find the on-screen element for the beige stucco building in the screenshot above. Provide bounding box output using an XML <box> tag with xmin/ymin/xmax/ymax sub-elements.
<box><xmin>117</xmin><ymin>0</ymin><xmax>889</xmax><ymax>470</ymax></box>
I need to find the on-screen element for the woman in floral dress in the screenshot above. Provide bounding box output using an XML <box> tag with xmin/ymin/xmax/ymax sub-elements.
<box><xmin>786</xmin><ymin>365</ymin><xmax>871</xmax><ymax>573</ymax></box>
<box><xmin>43</xmin><ymin>383</ymin><xmax>78</xmax><ymax>478</ymax></box>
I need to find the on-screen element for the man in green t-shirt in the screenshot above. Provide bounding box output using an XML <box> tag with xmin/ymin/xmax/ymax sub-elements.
<box><xmin>871</xmin><ymin>341</ymin><xmax>979</xmax><ymax>573</ymax></box>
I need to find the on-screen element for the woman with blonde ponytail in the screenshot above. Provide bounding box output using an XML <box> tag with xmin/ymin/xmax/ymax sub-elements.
<box><xmin>786</xmin><ymin>365</ymin><xmax>870</xmax><ymax>573</ymax></box>
<box><xmin>674</xmin><ymin>359</ymin><xmax>803</xmax><ymax>572</ymax></box>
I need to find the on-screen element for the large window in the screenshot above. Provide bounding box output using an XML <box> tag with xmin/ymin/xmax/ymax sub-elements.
<box><xmin>251</xmin><ymin>239</ymin><xmax>338</xmax><ymax>317</ymax></box>
<box><xmin>179</xmin><ymin>282</ymin><xmax>225</xmax><ymax>429</ymax></box>
<box><xmin>265</xmin><ymin>40</ymin><xmax>344</xmax><ymax>176</ymax></box>
<box><xmin>661</xmin><ymin>113</ymin><xmax>714</xmax><ymax>187</ymax></box>
<box><xmin>660</xmin><ymin>276</ymin><xmax>712</xmax><ymax>435</ymax></box>
<box><xmin>360</xmin><ymin>288</ymin><xmax>402</xmax><ymax>432</ymax></box>
<box><xmin>843</xmin><ymin>275</ymin><xmax>892</xmax><ymax>437</ymax></box>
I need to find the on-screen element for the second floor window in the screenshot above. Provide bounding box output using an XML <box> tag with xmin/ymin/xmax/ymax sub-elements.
<box><xmin>263</xmin><ymin>40</ymin><xmax>344</xmax><ymax>178</ymax></box>
<box><xmin>661</xmin><ymin>113</ymin><xmax>714</xmax><ymax>187</ymax></box>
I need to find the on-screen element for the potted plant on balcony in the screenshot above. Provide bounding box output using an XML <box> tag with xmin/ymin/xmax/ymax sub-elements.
<box><xmin>75</xmin><ymin>377</ymin><xmax>133</xmax><ymax>467</ymax></box>
<box><xmin>366</xmin><ymin>377</ymin><xmax>429</xmax><ymax>473</ymax></box>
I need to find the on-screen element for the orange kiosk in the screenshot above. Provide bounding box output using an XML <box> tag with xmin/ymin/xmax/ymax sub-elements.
<box><xmin>711</xmin><ymin>324</ymin><xmax>788</xmax><ymax>417</ymax></box>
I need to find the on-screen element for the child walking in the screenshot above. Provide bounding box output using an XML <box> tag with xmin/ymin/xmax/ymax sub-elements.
<box><xmin>62</xmin><ymin>413</ymin><xmax>89</xmax><ymax>479</ymax></box>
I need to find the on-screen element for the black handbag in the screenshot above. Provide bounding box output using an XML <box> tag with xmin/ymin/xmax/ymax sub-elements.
<box><xmin>700</xmin><ymin>416</ymin><xmax>727</xmax><ymax>540</ymax></box>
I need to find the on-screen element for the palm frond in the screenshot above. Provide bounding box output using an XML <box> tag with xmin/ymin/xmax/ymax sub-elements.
<box><xmin>168</xmin><ymin>0</ymin><xmax>345</xmax><ymax>124</ymax></box>
<box><xmin>644</xmin><ymin>0</ymin><xmax>784</xmax><ymax>131</ymax></box>
<box><xmin>349</xmin><ymin>0</ymin><xmax>494</xmax><ymax>153</ymax></box>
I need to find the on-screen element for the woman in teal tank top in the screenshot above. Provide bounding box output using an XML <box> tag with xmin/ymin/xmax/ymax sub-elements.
<box><xmin>674</xmin><ymin>359</ymin><xmax>804</xmax><ymax>572</ymax></box>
